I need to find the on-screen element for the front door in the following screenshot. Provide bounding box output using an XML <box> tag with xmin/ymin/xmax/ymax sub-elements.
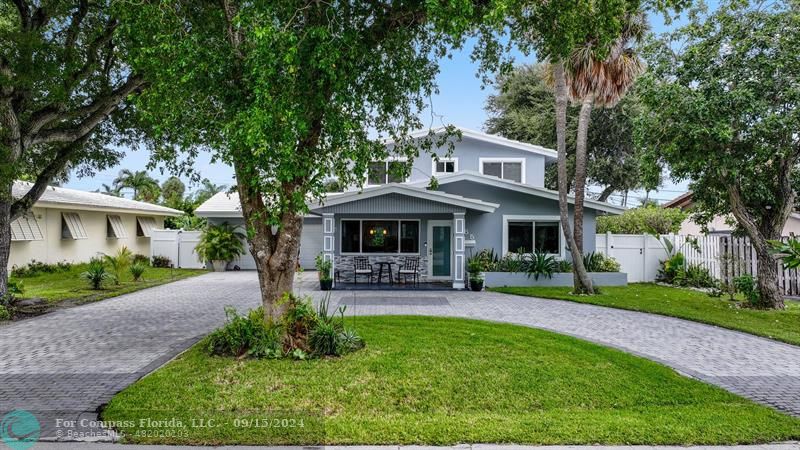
<box><xmin>427</xmin><ymin>220</ymin><xmax>452</xmax><ymax>280</ymax></box>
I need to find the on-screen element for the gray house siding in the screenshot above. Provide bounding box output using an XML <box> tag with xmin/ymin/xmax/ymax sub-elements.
<box><xmin>437</xmin><ymin>181</ymin><xmax>597</xmax><ymax>259</ymax></box>
<box><xmin>387</xmin><ymin>135</ymin><xmax>547</xmax><ymax>187</ymax></box>
<box><xmin>318</xmin><ymin>193</ymin><xmax>467</xmax><ymax>215</ymax></box>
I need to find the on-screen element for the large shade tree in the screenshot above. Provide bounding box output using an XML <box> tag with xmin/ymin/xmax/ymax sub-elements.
<box><xmin>117</xmin><ymin>0</ymin><xmax>489</xmax><ymax>320</ymax></box>
<box><xmin>637</xmin><ymin>0</ymin><xmax>800</xmax><ymax>309</ymax></box>
<box><xmin>0</xmin><ymin>1</ymin><xmax>144</xmax><ymax>297</ymax></box>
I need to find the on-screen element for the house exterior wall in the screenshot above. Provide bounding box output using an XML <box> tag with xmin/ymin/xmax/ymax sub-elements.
<box><xmin>372</xmin><ymin>135</ymin><xmax>547</xmax><ymax>188</ymax></box>
<box><xmin>437</xmin><ymin>181</ymin><xmax>597</xmax><ymax>259</ymax></box>
<box><xmin>9</xmin><ymin>207</ymin><xmax>164</xmax><ymax>267</ymax></box>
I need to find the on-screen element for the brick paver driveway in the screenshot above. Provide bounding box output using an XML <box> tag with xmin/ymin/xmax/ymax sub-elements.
<box><xmin>1</xmin><ymin>270</ymin><xmax>799</xmax><ymax>442</ymax></box>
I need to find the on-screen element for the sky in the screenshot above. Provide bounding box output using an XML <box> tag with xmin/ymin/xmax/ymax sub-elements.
<box><xmin>63</xmin><ymin>7</ymin><xmax>704</xmax><ymax>206</ymax></box>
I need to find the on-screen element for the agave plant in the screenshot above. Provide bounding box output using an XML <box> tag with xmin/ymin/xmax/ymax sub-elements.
<box><xmin>523</xmin><ymin>251</ymin><xmax>557</xmax><ymax>280</ymax></box>
<box><xmin>81</xmin><ymin>259</ymin><xmax>115</xmax><ymax>290</ymax></box>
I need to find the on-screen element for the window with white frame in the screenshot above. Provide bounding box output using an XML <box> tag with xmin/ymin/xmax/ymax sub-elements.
<box><xmin>340</xmin><ymin>219</ymin><xmax>419</xmax><ymax>254</ymax></box>
<box><xmin>480</xmin><ymin>158</ymin><xmax>524</xmax><ymax>183</ymax></box>
<box><xmin>432</xmin><ymin>158</ymin><xmax>458</xmax><ymax>175</ymax></box>
<box><xmin>367</xmin><ymin>160</ymin><xmax>406</xmax><ymax>185</ymax></box>
<box><xmin>504</xmin><ymin>217</ymin><xmax>560</xmax><ymax>255</ymax></box>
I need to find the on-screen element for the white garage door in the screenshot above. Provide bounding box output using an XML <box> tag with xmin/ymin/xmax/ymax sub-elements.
<box><xmin>299</xmin><ymin>221</ymin><xmax>323</xmax><ymax>269</ymax></box>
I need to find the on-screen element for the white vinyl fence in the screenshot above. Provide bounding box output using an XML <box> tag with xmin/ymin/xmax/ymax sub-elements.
<box><xmin>150</xmin><ymin>229</ymin><xmax>206</xmax><ymax>269</ymax></box>
<box><xmin>596</xmin><ymin>233</ymin><xmax>800</xmax><ymax>297</ymax></box>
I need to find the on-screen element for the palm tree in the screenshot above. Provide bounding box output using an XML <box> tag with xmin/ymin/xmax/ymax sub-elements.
<box><xmin>113</xmin><ymin>169</ymin><xmax>160</xmax><ymax>201</ymax></box>
<box><xmin>551</xmin><ymin>11</ymin><xmax>647</xmax><ymax>294</ymax></box>
<box><xmin>193</xmin><ymin>179</ymin><xmax>227</xmax><ymax>204</ymax></box>
<box><xmin>96</xmin><ymin>183</ymin><xmax>122</xmax><ymax>197</ymax></box>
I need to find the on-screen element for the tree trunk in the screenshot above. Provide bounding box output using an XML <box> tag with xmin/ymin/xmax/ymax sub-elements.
<box><xmin>0</xmin><ymin>190</ymin><xmax>11</xmax><ymax>299</ymax></box>
<box><xmin>553</xmin><ymin>61</ymin><xmax>594</xmax><ymax>295</ymax></box>
<box><xmin>753</xmin><ymin>240</ymin><xmax>784</xmax><ymax>309</ymax></box>
<box><xmin>597</xmin><ymin>185</ymin><xmax>615</xmax><ymax>202</ymax></box>
<box><xmin>573</xmin><ymin>96</ymin><xmax>593</xmax><ymax>254</ymax></box>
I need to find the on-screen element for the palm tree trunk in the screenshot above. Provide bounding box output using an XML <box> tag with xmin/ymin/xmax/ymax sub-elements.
<box><xmin>573</xmin><ymin>95</ymin><xmax>593</xmax><ymax>254</ymax></box>
<box><xmin>554</xmin><ymin>61</ymin><xmax>594</xmax><ymax>295</ymax></box>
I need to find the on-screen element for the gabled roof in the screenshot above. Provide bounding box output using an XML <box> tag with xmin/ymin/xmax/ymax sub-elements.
<box><xmin>195</xmin><ymin>191</ymin><xmax>243</xmax><ymax>217</ymax></box>
<box><xmin>425</xmin><ymin>171</ymin><xmax>627</xmax><ymax>214</ymax></box>
<box><xmin>12</xmin><ymin>181</ymin><xmax>181</xmax><ymax>216</ymax></box>
<box><xmin>405</xmin><ymin>126</ymin><xmax>558</xmax><ymax>161</ymax></box>
<box><xmin>663</xmin><ymin>191</ymin><xmax>693</xmax><ymax>209</ymax></box>
<box><xmin>309</xmin><ymin>183</ymin><xmax>498</xmax><ymax>213</ymax></box>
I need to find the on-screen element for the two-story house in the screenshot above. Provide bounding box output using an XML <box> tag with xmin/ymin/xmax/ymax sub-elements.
<box><xmin>196</xmin><ymin>127</ymin><xmax>624</xmax><ymax>288</ymax></box>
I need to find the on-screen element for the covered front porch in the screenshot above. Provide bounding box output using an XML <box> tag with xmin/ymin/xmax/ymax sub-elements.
<box><xmin>309</xmin><ymin>184</ymin><xmax>498</xmax><ymax>289</ymax></box>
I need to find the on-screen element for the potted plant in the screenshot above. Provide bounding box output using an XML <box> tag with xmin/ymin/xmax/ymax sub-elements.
<box><xmin>195</xmin><ymin>223</ymin><xmax>245</xmax><ymax>272</ymax></box>
<box><xmin>467</xmin><ymin>256</ymin><xmax>485</xmax><ymax>291</ymax></box>
<box><xmin>315</xmin><ymin>254</ymin><xmax>333</xmax><ymax>290</ymax></box>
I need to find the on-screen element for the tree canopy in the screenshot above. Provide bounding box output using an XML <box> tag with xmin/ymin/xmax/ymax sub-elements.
<box><xmin>637</xmin><ymin>0</ymin><xmax>800</xmax><ymax>308</ymax></box>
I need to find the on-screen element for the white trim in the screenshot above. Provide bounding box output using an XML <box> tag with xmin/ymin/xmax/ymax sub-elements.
<box><xmin>427</xmin><ymin>220</ymin><xmax>453</xmax><ymax>280</ymax></box>
<box><xmin>323</xmin><ymin>217</ymin><xmax>334</xmax><ymax>234</ymax></box>
<box><xmin>431</xmin><ymin>157</ymin><xmax>459</xmax><ymax>175</ymax></box>
<box><xmin>455</xmin><ymin>235</ymin><xmax>464</xmax><ymax>252</ymax></box>
<box><xmin>501</xmin><ymin>214</ymin><xmax>565</xmax><ymax>258</ymax></box>
<box><xmin>405</xmin><ymin>126</ymin><xmax>558</xmax><ymax>160</ymax></box>
<box><xmin>454</xmin><ymin>217</ymin><xmax>465</xmax><ymax>234</ymax></box>
<box><xmin>339</xmin><ymin>218</ymin><xmax>421</xmax><ymax>255</ymax></box>
<box><xmin>324</xmin><ymin>235</ymin><xmax>334</xmax><ymax>252</ymax></box>
<box><xmin>454</xmin><ymin>253</ymin><xmax>464</xmax><ymax>281</ymax></box>
<box><xmin>479</xmin><ymin>157</ymin><xmax>526</xmax><ymax>184</ymax></box>
<box><xmin>430</xmin><ymin>171</ymin><xmax>626</xmax><ymax>214</ymax></box>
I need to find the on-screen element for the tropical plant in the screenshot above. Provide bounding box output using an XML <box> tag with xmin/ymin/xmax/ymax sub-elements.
<box><xmin>206</xmin><ymin>306</ymin><xmax>282</xmax><ymax>359</ymax></box>
<box><xmin>113</xmin><ymin>170</ymin><xmax>161</xmax><ymax>202</ymax></box>
<box><xmin>194</xmin><ymin>223</ymin><xmax>245</xmax><ymax>263</ymax></box>
<box><xmin>80</xmin><ymin>258</ymin><xmax>115</xmax><ymax>290</ymax></box>
<box><xmin>637</xmin><ymin>0</ymin><xmax>800</xmax><ymax>309</ymax></box>
<box><xmin>193</xmin><ymin>179</ymin><xmax>228</xmax><ymax>205</ymax></box>
<box><xmin>160</xmin><ymin>176</ymin><xmax>186</xmax><ymax>209</ymax></box>
<box><xmin>315</xmin><ymin>254</ymin><xmax>333</xmax><ymax>282</ymax></box>
<box><xmin>769</xmin><ymin>239</ymin><xmax>800</xmax><ymax>270</ymax></box>
<box><xmin>583</xmin><ymin>252</ymin><xmax>621</xmax><ymax>273</ymax></box>
<box><xmin>165</xmin><ymin>214</ymin><xmax>207</xmax><ymax>231</ymax></box>
<box><xmin>734</xmin><ymin>275</ymin><xmax>760</xmax><ymax>308</ymax></box>
<box><xmin>0</xmin><ymin>2</ymin><xmax>145</xmax><ymax>299</ymax></box>
<box><xmin>151</xmin><ymin>255</ymin><xmax>172</xmax><ymax>268</ymax></box>
<box><xmin>96</xmin><ymin>184</ymin><xmax>122</xmax><ymax>197</ymax></box>
<box><xmin>524</xmin><ymin>252</ymin><xmax>557</xmax><ymax>280</ymax></box>
<box><xmin>555</xmin><ymin>259</ymin><xmax>573</xmax><ymax>273</ymax></box>
<box><xmin>7</xmin><ymin>279</ymin><xmax>23</xmax><ymax>296</ymax></box>
<box><xmin>103</xmin><ymin>246</ymin><xmax>133</xmax><ymax>284</ymax></box>
<box><xmin>130</xmin><ymin>263</ymin><xmax>147</xmax><ymax>282</ymax></box>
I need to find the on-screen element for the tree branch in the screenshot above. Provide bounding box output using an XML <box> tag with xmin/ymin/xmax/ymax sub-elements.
<box><xmin>11</xmin><ymin>0</ymin><xmax>30</xmax><ymax>30</ymax></box>
<box><xmin>10</xmin><ymin>137</ymin><xmax>88</xmax><ymax>220</ymax></box>
<box><xmin>30</xmin><ymin>75</ymin><xmax>145</xmax><ymax>146</ymax></box>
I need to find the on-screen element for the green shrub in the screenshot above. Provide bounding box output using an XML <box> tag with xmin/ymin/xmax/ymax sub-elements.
<box><xmin>132</xmin><ymin>253</ymin><xmax>150</xmax><ymax>266</ymax></box>
<box><xmin>80</xmin><ymin>258</ymin><xmax>115</xmax><ymax>290</ymax></box>
<box><xmin>658</xmin><ymin>252</ymin><xmax>686</xmax><ymax>283</ymax></box>
<box><xmin>130</xmin><ymin>263</ymin><xmax>147</xmax><ymax>281</ymax></box>
<box><xmin>734</xmin><ymin>275</ymin><xmax>760</xmax><ymax>307</ymax></box>
<box><xmin>583</xmin><ymin>252</ymin><xmax>621</xmax><ymax>272</ymax></box>
<box><xmin>597</xmin><ymin>206</ymin><xmax>687</xmax><ymax>235</ymax></box>
<box><xmin>195</xmin><ymin>222</ymin><xmax>245</xmax><ymax>263</ymax></box>
<box><xmin>206</xmin><ymin>306</ymin><xmax>282</xmax><ymax>358</ymax></box>
<box><xmin>555</xmin><ymin>259</ymin><xmax>573</xmax><ymax>273</ymax></box>
<box><xmin>7</xmin><ymin>278</ymin><xmax>24</xmax><ymax>295</ymax></box>
<box><xmin>151</xmin><ymin>255</ymin><xmax>172</xmax><ymax>268</ymax></box>
<box><xmin>309</xmin><ymin>321</ymin><xmax>339</xmax><ymax>356</ymax></box>
<box><xmin>11</xmin><ymin>260</ymin><xmax>72</xmax><ymax>277</ymax></box>
<box><xmin>0</xmin><ymin>305</ymin><xmax>10</xmax><ymax>321</ymax></box>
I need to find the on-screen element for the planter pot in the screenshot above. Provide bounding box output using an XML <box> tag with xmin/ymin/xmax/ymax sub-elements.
<box><xmin>469</xmin><ymin>279</ymin><xmax>484</xmax><ymax>292</ymax></box>
<box><xmin>211</xmin><ymin>260</ymin><xmax>227</xmax><ymax>272</ymax></box>
<box><xmin>319</xmin><ymin>279</ymin><xmax>333</xmax><ymax>291</ymax></box>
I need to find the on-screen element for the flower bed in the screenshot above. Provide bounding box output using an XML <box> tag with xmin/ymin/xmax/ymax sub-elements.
<box><xmin>485</xmin><ymin>271</ymin><xmax>628</xmax><ymax>287</ymax></box>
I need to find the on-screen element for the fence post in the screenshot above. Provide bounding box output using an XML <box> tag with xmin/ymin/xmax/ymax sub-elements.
<box><xmin>642</xmin><ymin>233</ymin><xmax>648</xmax><ymax>282</ymax></box>
<box><xmin>606</xmin><ymin>231</ymin><xmax>612</xmax><ymax>256</ymax></box>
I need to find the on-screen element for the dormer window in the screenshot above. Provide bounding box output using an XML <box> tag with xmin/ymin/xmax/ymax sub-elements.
<box><xmin>367</xmin><ymin>160</ymin><xmax>406</xmax><ymax>185</ymax></box>
<box><xmin>432</xmin><ymin>158</ymin><xmax>458</xmax><ymax>175</ymax></box>
<box><xmin>480</xmin><ymin>158</ymin><xmax>525</xmax><ymax>183</ymax></box>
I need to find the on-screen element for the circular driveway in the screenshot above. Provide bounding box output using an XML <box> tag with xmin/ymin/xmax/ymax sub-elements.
<box><xmin>1</xmin><ymin>270</ymin><xmax>798</xmax><ymax>440</ymax></box>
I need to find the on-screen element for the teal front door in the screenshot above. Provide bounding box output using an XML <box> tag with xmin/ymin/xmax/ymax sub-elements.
<box><xmin>427</xmin><ymin>220</ymin><xmax>452</xmax><ymax>279</ymax></box>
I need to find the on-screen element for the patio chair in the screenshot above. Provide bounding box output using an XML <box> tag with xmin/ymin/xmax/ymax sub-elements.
<box><xmin>353</xmin><ymin>257</ymin><xmax>374</xmax><ymax>285</ymax></box>
<box><xmin>397</xmin><ymin>256</ymin><xmax>420</xmax><ymax>287</ymax></box>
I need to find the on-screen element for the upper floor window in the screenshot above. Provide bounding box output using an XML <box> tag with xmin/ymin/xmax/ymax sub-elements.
<box><xmin>480</xmin><ymin>158</ymin><xmax>525</xmax><ymax>183</ymax></box>
<box><xmin>368</xmin><ymin>160</ymin><xmax>406</xmax><ymax>185</ymax></box>
<box><xmin>432</xmin><ymin>158</ymin><xmax>458</xmax><ymax>175</ymax></box>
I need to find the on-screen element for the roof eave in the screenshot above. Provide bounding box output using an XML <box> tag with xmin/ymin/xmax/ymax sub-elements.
<box><xmin>32</xmin><ymin>201</ymin><xmax>182</xmax><ymax>216</ymax></box>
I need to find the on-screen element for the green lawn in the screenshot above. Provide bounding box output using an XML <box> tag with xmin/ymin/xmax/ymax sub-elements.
<box><xmin>14</xmin><ymin>263</ymin><xmax>205</xmax><ymax>305</ymax></box>
<box><xmin>491</xmin><ymin>283</ymin><xmax>800</xmax><ymax>346</ymax></box>
<box><xmin>102</xmin><ymin>316</ymin><xmax>800</xmax><ymax>446</ymax></box>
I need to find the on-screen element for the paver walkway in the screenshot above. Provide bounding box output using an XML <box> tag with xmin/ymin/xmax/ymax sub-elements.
<box><xmin>1</xmin><ymin>271</ymin><xmax>799</xmax><ymax>443</ymax></box>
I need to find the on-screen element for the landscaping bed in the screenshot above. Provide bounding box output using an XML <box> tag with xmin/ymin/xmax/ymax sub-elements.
<box><xmin>102</xmin><ymin>316</ymin><xmax>800</xmax><ymax>446</ymax></box>
<box><xmin>5</xmin><ymin>262</ymin><xmax>204</xmax><ymax>320</ymax></box>
<box><xmin>485</xmin><ymin>271</ymin><xmax>627</xmax><ymax>287</ymax></box>
<box><xmin>491</xmin><ymin>283</ymin><xmax>800</xmax><ymax>346</ymax></box>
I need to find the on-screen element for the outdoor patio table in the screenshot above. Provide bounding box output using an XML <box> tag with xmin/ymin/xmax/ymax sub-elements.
<box><xmin>375</xmin><ymin>261</ymin><xmax>394</xmax><ymax>285</ymax></box>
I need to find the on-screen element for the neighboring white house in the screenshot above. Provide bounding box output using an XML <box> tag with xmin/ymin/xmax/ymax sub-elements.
<box><xmin>664</xmin><ymin>192</ymin><xmax>800</xmax><ymax>236</ymax></box>
<box><xmin>8</xmin><ymin>181</ymin><xmax>182</xmax><ymax>268</ymax></box>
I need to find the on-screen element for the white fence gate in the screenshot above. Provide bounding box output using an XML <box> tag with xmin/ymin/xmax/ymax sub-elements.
<box><xmin>150</xmin><ymin>229</ymin><xmax>206</xmax><ymax>269</ymax></box>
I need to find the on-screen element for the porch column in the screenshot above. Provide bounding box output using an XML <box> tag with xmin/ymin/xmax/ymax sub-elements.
<box><xmin>453</xmin><ymin>212</ymin><xmax>466</xmax><ymax>289</ymax></box>
<box><xmin>322</xmin><ymin>213</ymin><xmax>335</xmax><ymax>286</ymax></box>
